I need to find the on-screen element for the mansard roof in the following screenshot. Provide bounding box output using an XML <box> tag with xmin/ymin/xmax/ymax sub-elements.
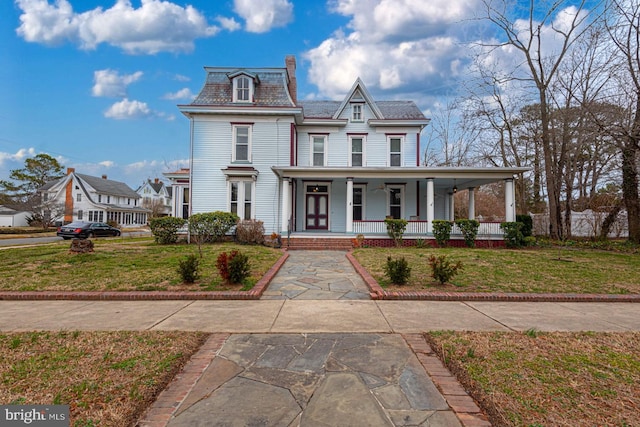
<box><xmin>189</xmin><ymin>67</ymin><xmax>295</xmax><ymax>107</ymax></box>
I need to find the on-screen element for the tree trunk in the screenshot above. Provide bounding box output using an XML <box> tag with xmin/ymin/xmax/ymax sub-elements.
<box><xmin>621</xmin><ymin>136</ymin><xmax>640</xmax><ymax>242</ymax></box>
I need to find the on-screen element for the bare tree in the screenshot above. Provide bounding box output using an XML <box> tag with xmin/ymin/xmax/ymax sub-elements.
<box><xmin>479</xmin><ymin>0</ymin><xmax>596</xmax><ymax>239</ymax></box>
<box><xmin>604</xmin><ymin>0</ymin><xmax>640</xmax><ymax>243</ymax></box>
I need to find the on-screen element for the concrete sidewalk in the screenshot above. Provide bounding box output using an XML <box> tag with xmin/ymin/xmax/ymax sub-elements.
<box><xmin>1</xmin><ymin>299</ymin><xmax>638</xmax><ymax>332</ymax></box>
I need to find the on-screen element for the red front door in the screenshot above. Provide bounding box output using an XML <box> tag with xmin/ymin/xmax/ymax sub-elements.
<box><xmin>306</xmin><ymin>194</ymin><xmax>328</xmax><ymax>230</ymax></box>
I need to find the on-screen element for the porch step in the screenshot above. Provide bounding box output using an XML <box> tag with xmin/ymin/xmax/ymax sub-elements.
<box><xmin>284</xmin><ymin>237</ymin><xmax>354</xmax><ymax>250</ymax></box>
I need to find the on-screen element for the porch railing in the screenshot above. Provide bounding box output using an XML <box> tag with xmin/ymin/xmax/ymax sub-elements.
<box><xmin>352</xmin><ymin>220</ymin><xmax>503</xmax><ymax>236</ymax></box>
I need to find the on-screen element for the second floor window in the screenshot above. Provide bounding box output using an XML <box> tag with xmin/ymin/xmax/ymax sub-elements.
<box><xmin>389</xmin><ymin>137</ymin><xmax>403</xmax><ymax>167</ymax></box>
<box><xmin>76</xmin><ymin>193</ymin><xmax>82</xmax><ymax>202</ymax></box>
<box><xmin>233</xmin><ymin>125</ymin><xmax>252</xmax><ymax>162</ymax></box>
<box><xmin>311</xmin><ymin>135</ymin><xmax>327</xmax><ymax>166</ymax></box>
<box><xmin>350</xmin><ymin>136</ymin><xmax>365</xmax><ymax>167</ymax></box>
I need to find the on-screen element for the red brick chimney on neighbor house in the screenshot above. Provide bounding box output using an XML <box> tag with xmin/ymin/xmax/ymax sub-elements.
<box><xmin>285</xmin><ymin>55</ymin><xmax>297</xmax><ymax>104</ymax></box>
<box><xmin>64</xmin><ymin>168</ymin><xmax>75</xmax><ymax>223</ymax></box>
<box><xmin>102</xmin><ymin>174</ymin><xmax>107</xmax><ymax>179</ymax></box>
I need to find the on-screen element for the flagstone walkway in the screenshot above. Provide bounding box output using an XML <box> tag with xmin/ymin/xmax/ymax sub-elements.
<box><xmin>261</xmin><ymin>250</ymin><xmax>371</xmax><ymax>300</ymax></box>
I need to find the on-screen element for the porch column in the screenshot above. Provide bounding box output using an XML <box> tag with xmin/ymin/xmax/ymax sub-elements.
<box><xmin>426</xmin><ymin>178</ymin><xmax>434</xmax><ymax>232</ymax></box>
<box><xmin>468</xmin><ymin>187</ymin><xmax>476</xmax><ymax>220</ymax></box>
<box><xmin>505</xmin><ymin>178</ymin><xmax>515</xmax><ymax>222</ymax></box>
<box><xmin>346</xmin><ymin>178</ymin><xmax>354</xmax><ymax>233</ymax></box>
<box><xmin>281</xmin><ymin>178</ymin><xmax>291</xmax><ymax>233</ymax></box>
<box><xmin>449</xmin><ymin>192</ymin><xmax>455</xmax><ymax>221</ymax></box>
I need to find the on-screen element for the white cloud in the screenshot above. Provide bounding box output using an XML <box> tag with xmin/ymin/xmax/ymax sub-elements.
<box><xmin>304</xmin><ymin>0</ymin><xmax>480</xmax><ymax>100</ymax></box>
<box><xmin>216</xmin><ymin>16</ymin><xmax>241</xmax><ymax>32</ymax></box>
<box><xmin>99</xmin><ymin>160</ymin><xmax>115</xmax><ymax>168</ymax></box>
<box><xmin>233</xmin><ymin>0</ymin><xmax>293</xmax><ymax>33</ymax></box>
<box><xmin>104</xmin><ymin>98</ymin><xmax>153</xmax><ymax>119</ymax></box>
<box><xmin>92</xmin><ymin>69</ymin><xmax>143</xmax><ymax>97</ymax></box>
<box><xmin>0</xmin><ymin>147</ymin><xmax>37</xmax><ymax>165</ymax></box>
<box><xmin>15</xmin><ymin>0</ymin><xmax>220</xmax><ymax>54</ymax></box>
<box><xmin>174</xmin><ymin>74</ymin><xmax>190</xmax><ymax>82</ymax></box>
<box><xmin>162</xmin><ymin>88</ymin><xmax>196</xmax><ymax>100</ymax></box>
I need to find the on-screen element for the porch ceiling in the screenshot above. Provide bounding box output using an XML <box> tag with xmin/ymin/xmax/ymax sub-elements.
<box><xmin>272</xmin><ymin>166</ymin><xmax>529</xmax><ymax>190</ymax></box>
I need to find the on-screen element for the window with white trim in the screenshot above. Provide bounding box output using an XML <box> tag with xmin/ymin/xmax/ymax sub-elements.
<box><xmin>387</xmin><ymin>186</ymin><xmax>404</xmax><ymax>219</ymax></box>
<box><xmin>351</xmin><ymin>104</ymin><xmax>363</xmax><ymax>122</ymax></box>
<box><xmin>229</xmin><ymin>180</ymin><xmax>254</xmax><ymax>220</ymax></box>
<box><xmin>233</xmin><ymin>125</ymin><xmax>252</xmax><ymax>162</ymax></box>
<box><xmin>388</xmin><ymin>136</ymin><xmax>403</xmax><ymax>167</ymax></box>
<box><xmin>233</xmin><ymin>76</ymin><xmax>252</xmax><ymax>102</ymax></box>
<box><xmin>349</xmin><ymin>136</ymin><xmax>365</xmax><ymax>167</ymax></box>
<box><xmin>353</xmin><ymin>185</ymin><xmax>365</xmax><ymax>221</ymax></box>
<box><xmin>311</xmin><ymin>135</ymin><xmax>327</xmax><ymax>166</ymax></box>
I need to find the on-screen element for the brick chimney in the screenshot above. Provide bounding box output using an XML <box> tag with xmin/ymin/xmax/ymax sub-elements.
<box><xmin>64</xmin><ymin>168</ymin><xmax>75</xmax><ymax>222</ymax></box>
<box><xmin>102</xmin><ymin>174</ymin><xmax>108</xmax><ymax>180</ymax></box>
<box><xmin>154</xmin><ymin>178</ymin><xmax>159</xmax><ymax>184</ymax></box>
<box><xmin>285</xmin><ymin>55</ymin><xmax>297</xmax><ymax>105</ymax></box>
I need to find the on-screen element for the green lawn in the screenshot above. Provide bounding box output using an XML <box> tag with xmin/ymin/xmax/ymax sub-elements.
<box><xmin>427</xmin><ymin>331</ymin><xmax>640</xmax><ymax>426</ymax></box>
<box><xmin>352</xmin><ymin>246</ymin><xmax>640</xmax><ymax>294</ymax></box>
<box><xmin>0</xmin><ymin>238</ymin><xmax>283</xmax><ymax>291</ymax></box>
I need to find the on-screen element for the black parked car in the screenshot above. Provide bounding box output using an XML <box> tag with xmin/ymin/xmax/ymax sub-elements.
<box><xmin>57</xmin><ymin>222</ymin><xmax>121</xmax><ymax>239</ymax></box>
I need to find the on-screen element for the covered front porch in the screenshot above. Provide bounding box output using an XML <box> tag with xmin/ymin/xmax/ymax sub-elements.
<box><xmin>272</xmin><ymin>166</ymin><xmax>529</xmax><ymax>239</ymax></box>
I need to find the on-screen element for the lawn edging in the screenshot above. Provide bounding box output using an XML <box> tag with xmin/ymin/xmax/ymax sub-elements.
<box><xmin>0</xmin><ymin>250</ymin><xmax>289</xmax><ymax>301</ymax></box>
<box><xmin>345</xmin><ymin>251</ymin><xmax>640</xmax><ymax>302</ymax></box>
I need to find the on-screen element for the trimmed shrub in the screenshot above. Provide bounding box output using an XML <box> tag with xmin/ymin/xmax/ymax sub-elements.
<box><xmin>385</xmin><ymin>218</ymin><xmax>408</xmax><ymax>247</ymax></box>
<box><xmin>516</xmin><ymin>214</ymin><xmax>533</xmax><ymax>237</ymax></box>
<box><xmin>428</xmin><ymin>254</ymin><xmax>463</xmax><ymax>285</ymax></box>
<box><xmin>235</xmin><ymin>219</ymin><xmax>265</xmax><ymax>245</ymax></box>
<box><xmin>216</xmin><ymin>250</ymin><xmax>251</xmax><ymax>284</ymax></box>
<box><xmin>149</xmin><ymin>217</ymin><xmax>187</xmax><ymax>244</ymax></box>
<box><xmin>384</xmin><ymin>256</ymin><xmax>411</xmax><ymax>285</ymax></box>
<box><xmin>189</xmin><ymin>211</ymin><xmax>239</xmax><ymax>244</ymax></box>
<box><xmin>455</xmin><ymin>219</ymin><xmax>480</xmax><ymax>248</ymax></box>
<box><xmin>500</xmin><ymin>221</ymin><xmax>524</xmax><ymax>248</ymax></box>
<box><xmin>432</xmin><ymin>220</ymin><xmax>453</xmax><ymax>247</ymax></box>
<box><xmin>177</xmin><ymin>254</ymin><xmax>199</xmax><ymax>283</ymax></box>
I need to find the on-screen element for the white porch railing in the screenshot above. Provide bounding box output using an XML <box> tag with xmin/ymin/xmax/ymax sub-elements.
<box><xmin>352</xmin><ymin>220</ymin><xmax>503</xmax><ymax>236</ymax></box>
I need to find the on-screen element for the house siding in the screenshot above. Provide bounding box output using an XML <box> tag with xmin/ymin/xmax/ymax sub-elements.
<box><xmin>190</xmin><ymin>116</ymin><xmax>293</xmax><ymax>232</ymax></box>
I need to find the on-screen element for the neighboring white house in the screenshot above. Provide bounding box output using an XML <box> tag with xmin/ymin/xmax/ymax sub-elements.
<box><xmin>0</xmin><ymin>205</ymin><xmax>30</xmax><ymax>227</ymax></box>
<box><xmin>38</xmin><ymin>168</ymin><xmax>149</xmax><ymax>227</ymax></box>
<box><xmin>136</xmin><ymin>178</ymin><xmax>172</xmax><ymax>217</ymax></box>
<box><xmin>177</xmin><ymin>56</ymin><xmax>528</xmax><ymax>238</ymax></box>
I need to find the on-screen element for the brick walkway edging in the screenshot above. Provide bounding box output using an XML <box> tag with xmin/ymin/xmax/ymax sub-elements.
<box><xmin>136</xmin><ymin>333</ymin><xmax>230</xmax><ymax>427</ymax></box>
<box><xmin>403</xmin><ymin>334</ymin><xmax>491</xmax><ymax>427</ymax></box>
<box><xmin>345</xmin><ymin>251</ymin><xmax>640</xmax><ymax>303</ymax></box>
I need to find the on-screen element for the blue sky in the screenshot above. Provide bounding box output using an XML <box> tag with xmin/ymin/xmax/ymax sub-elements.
<box><xmin>0</xmin><ymin>0</ymin><xmax>586</xmax><ymax>189</ymax></box>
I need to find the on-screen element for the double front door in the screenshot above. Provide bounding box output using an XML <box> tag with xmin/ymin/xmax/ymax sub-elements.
<box><xmin>306</xmin><ymin>193</ymin><xmax>328</xmax><ymax>230</ymax></box>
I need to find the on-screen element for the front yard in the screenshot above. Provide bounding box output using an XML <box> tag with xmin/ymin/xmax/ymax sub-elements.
<box><xmin>352</xmin><ymin>246</ymin><xmax>640</xmax><ymax>294</ymax></box>
<box><xmin>427</xmin><ymin>331</ymin><xmax>640</xmax><ymax>426</ymax></box>
<box><xmin>0</xmin><ymin>238</ymin><xmax>283</xmax><ymax>292</ymax></box>
<box><xmin>0</xmin><ymin>331</ymin><xmax>207</xmax><ymax>426</ymax></box>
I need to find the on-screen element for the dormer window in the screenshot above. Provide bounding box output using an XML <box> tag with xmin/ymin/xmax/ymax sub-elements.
<box><xmin>232</xmin><ymin>75</ymin><xmax>255</xmax><ymax>103</ymax></box>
